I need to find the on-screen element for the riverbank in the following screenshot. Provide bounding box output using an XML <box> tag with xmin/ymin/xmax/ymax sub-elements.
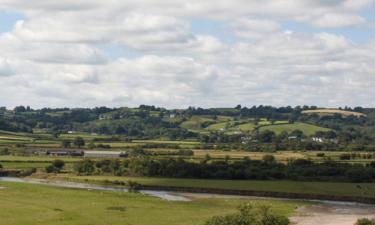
<box><xmin>291</xmin><ymin>204</ymin><xmax>375</xmax><ymax>225</ymax></box>
<box><xmin>43</xmin><ymin>174</ymin><xmax>375</xmax><ymax>204</ymax></box>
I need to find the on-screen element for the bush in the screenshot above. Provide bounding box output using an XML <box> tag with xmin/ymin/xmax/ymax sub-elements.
<box><xmin>45</xmin><ymin>165</ymin><xmax>57</xmax><ymax>173</ymax></box>
<box><xmin>205</xmin><ymin>203</ymin><xmax>290</xmax><ymax>225</ymax></box>
<box><xmin>316</xmin><ymin>153</ymin><xmax>325</xmax><ymax>157</ymax></box>
<box><xmin>74</xmin><ymin>159</ymin><xmax>95</xmax><ymax>175</ymax></box>
<box><xmin>127</xmin><ymin>180</ymin><xmax>141</xmax><ymax>192</ymax></box>
<box><xmin>355</xmin><ymin>218</ymin><xmax>375</xmax><ymax>225</ymax></box>
<box><xmin>52</xmin><ymin>160</ymin><xmax>65</xmax><ymax>170</ymax></box>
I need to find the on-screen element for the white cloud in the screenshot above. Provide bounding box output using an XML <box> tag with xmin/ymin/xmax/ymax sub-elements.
<box><xmin>0</xmin><ymin>0</ymin><xmax>375</xmax><ymax>108</ymax></box>
<box><xmin>312</xmin><ymin>13</ymin><xmax>366</xmax><ymax>28</ymax></box>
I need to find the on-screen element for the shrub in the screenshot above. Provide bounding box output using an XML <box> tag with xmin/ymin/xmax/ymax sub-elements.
<box><xmin>355</xmin><ymin>218</ymin><xmax>375</xmax><ymax>225</ymax></box>
<box><xmin>340</xmin><ymin>153</ymin><xmax>351</xmax><ymax>160</ymax></box>
<box><xmin>205</xmin><ymin>203</ymin><xmax>290</xmax><ymax>225</ymax></box>
<box><xmin>74</xmin><ymin>159</ymin><xmax>95</xmax><ymax>175</ymax></box>
<box><xmin>45</xmin><ymin>165</ymin><xmax>57</xmax><ymax>173</ymax></box>
<box><xmin>52</xmin><ymin>160</ymin><xmax>65</xmax><ymax>170</ymax></box>
<box><xmin>127</xmin><ymin>180</ymin><xmax>141</xmax><ymax>192</ymax></box>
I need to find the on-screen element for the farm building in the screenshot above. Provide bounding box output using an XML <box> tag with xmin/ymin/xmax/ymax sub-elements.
<box><xmin>44</xmin><ymin>150</ymin><xmax>84</xmax><ymax>157</ymax></box>
<box><xmin>84</xmin><ymin>151</ymin><xmax>128</xmax><ymax>158</ymax></box>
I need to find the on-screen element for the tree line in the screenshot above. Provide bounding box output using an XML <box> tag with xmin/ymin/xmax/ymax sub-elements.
<box><xmin>73</xmin><ymin>156</ymin><xmax>375</xmax><ymax>183</ymax></box>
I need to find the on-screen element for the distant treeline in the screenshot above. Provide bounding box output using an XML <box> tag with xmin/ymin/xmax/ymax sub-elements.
<box><xmin>2</xmin><ymin>105</ymin><xmax>375</xmax><ymax>150</ymax></box>
<box><xmin>74</xmin><ymin>156</ymin><xmax>375</xmax><ymax>183</ymax></box>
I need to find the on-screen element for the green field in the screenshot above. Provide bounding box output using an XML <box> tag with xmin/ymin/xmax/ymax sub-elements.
<box><xmin>0</xmin><ymin>181</ymin><xmax>301</xmax><ymax>225</ymax></box>
<box><xmin>259</xmin><ymin>122</ymin><xmax>330</xmax><ymax>136</ymax></box>
<box><xmin>180</xmin><ymin>116</ymin><xmax>215</xmax><ymax>133</ymax></box>
<box><xmin>55</xmin><ymin>175</ymin><xmax>375</xmax><ymax>198</ymax></box>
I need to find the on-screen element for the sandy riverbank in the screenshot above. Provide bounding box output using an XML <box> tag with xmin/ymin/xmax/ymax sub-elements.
<box><xmin>290</xmin><ymin>203</ymin><xmax>375</xmax><ymax>225</ymax></box>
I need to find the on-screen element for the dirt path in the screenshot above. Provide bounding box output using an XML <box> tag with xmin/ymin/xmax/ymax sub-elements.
<box><xmin>290</xmin><ymin>203</ymin><xmax>375</xmax><ymax>225</ymax></box>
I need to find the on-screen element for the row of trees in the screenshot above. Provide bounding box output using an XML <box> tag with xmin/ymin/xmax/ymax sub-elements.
<box><xmin>73</xmin><ymin>156</ymin><xmax>375</xmax><ymax>183</ymax></box>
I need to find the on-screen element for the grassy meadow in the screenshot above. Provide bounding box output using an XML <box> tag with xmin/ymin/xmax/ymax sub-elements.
<box><xmin>0</xmin><ymin>181</ymin><xmax>301</xmax><ymax>225</ymax></box>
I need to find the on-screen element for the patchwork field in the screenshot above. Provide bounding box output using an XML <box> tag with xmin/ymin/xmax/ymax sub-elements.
<box><xmin>259</xmin><ymin>122</ymin><xmax>331</xmax><ymax>136</ymax></box>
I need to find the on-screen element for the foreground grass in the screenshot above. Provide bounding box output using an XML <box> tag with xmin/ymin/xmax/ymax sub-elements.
<box><xmin>55</xmin><ymin>175</ymin><xmax>375</xmax><ymax>198</ymax></box>
<box><xmin>0</xmin><ymin>181</ymin><xmax>300</xmax><ymax>225</ymax></box>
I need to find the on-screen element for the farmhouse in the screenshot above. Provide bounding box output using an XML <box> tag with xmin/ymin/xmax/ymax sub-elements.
<box><xmin>84</xmin><ymin>151</ymin><xmax>128</xmax><ymax>158</ymax></box>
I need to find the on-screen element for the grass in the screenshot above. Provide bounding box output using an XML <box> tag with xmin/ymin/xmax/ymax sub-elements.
<box><xmin>0</xmin><ymin>155</ymin><xmax>81</xmax><ymax>163</ymax></box>
<box><xmin>0</xmin><ymin>181</ymin><xmax>301</xmax><ymax>225</ymax></box>
<box><xmin>180</xmin><ymin>116</ymin><xmax>215</xmax><ymax>132</ymax></box>
<box><xmin>237</xmin><ymin>123</ymin><xmax>256</xmax><ymax>132</ymax></box>
<box><xmin>205</xmin><ymin>122</ymin><xmax>229</xmax><ymax>131</ymax></box>
<box><xmin>56</xmin><ymin>175</ymin><xmax>375</xmax><ymax>199</ymax></box>
<box><xmin>259</xmin><ymin>122</ymin><xmax>330</xmax><ymax>136</ymax></box>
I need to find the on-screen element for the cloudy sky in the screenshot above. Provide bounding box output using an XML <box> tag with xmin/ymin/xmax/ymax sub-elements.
<box><xmin>1</xmin><ymin>0</ymin><xmax>375</xmax><ymax>108</ymax></box>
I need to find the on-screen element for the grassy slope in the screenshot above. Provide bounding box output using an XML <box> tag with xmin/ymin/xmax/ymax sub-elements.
<box><xmin>259</xmin><ymin>122</ymin><xmax>330</xmax><ymax>136</ymax></box>
<box><xmin>0</xmin><ymin>181</ymin><xmax>300</xmax><ymax>225</ymax></box>
<box><xmin>55</xmin><ymin>175</ymin><xmax>375</xmax><ymax>198</ymax></box>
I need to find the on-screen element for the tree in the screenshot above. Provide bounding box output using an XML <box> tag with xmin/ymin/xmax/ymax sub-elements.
<box><xmin>74</xmin><ymin>159</ymin><xmax>95</xmax><ymax>175</ymax></box>
<box><xmin>73</xmin><ymin>137</ymin><xmax>85</xmax><ymax>148</ymax></box>
<box><xmin>259</xmin><ymin>130</ymin><xmax>276</xmax><ymax>143</ymax></box>
<box><xmin>61</xmin><ymin>140</ymin><xmax>71</xmax><ymax>148</ymax></box>
<box><xmin>45</xmin><ymin>160</ymin><xmax>65</xmax><ymax>173</ymax></box>
<box><xmin>262</xmin><ymin>155</ymin><xmax>276</xmax><ymax>164</ymax></box>
<box><xmin>52</xmin><ymin>159</ymin><xmax>65</xmax><ymax>170</ymax></box>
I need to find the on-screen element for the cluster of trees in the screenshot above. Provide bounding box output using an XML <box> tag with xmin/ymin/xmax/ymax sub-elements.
<box><xmin>73</xmin><ymin>156</ymin><xmax>375</xmax><ymax>183</ymax></box>
<box><xmin>61</xmin><ymin>137</ymin><xmax>85</xmax><ymax>148</ymax></box>
<box><xmin>45</xmin><ymin>160</ymin><xmax>65</xmax><ymax>173</ymax></box>
<box><xmin>204</xmin><ymin>203</ymin><xmax>289</xmax><ymax>225</ymax></box>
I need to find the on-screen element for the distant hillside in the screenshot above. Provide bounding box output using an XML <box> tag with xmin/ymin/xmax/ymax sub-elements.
<box><xmin>301</xmin><ymin>109</ymin><xmax>365</xmax><ymax>118</ymax></box>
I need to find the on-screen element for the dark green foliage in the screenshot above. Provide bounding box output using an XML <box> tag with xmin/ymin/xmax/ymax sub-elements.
<box><xmin>355</xmin><ymin>218</ymin><xmax>375</xmax><ymax>225</ymax></box>
<box><xmin>127</xmin><ymin>180</ymin><xmax>141</xmax><ymax>192</ymax></box>
<box><xmin>74</xmin><ymin>159</ymin><xmax>96</xmax><ymax>175</ymax></box>
<box><xmin>204</xmin><ymin>203</ymin><xmax>290</xmax><ymax>225</ymax></box>
<box><xmin>73</xmin><ymin>137</ymin><xmax>85</xmax><ymax>148</ymax></box>
<box><xmin>52</xmin><ymin>159</ymin><xmax>65</xmax><ymax>170</ymax></box>
<box><xmin>61</xmin><ymin>140</ymin><xmax>71</xmax><ymax>148</ymax></box>
<box><xmin>45</xmin><ymin>160</ymin><xmax>65</xmax><ymax>173</ymax></box>
<box><xmin>45</xmin><ymin>165</ymin><xmax>57</xmax><ymax>173</ymax></box>
<box><xmin>73</xmin><ymin>156</ymin><xmax>375</xmax><ymax>182</ymax></box>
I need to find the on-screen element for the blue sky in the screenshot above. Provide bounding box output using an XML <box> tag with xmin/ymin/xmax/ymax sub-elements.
<box><xmin>0</xmin><ymin>11</ymin><xmax>23</xmax><ymax>33</ymax></box>
<box><xmin>0</xmin><ymin>1</ymin><xmax>375</xmax><ymax>108</ymax></box>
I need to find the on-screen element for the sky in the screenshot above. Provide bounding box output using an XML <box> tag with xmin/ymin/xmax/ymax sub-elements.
<box><xmin>0</xmin><ymin>0</ymin><xmax>375</xmax><ymax>109</ymax></box>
